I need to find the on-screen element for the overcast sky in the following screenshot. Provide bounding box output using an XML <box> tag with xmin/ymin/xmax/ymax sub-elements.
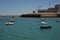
<box><xmin>0</xmin><ymin>0</ymin><xmax>60</xmax><ymax>15</ymax></box>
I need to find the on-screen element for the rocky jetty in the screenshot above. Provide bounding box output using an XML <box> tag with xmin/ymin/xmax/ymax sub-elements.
<box><xmin>20</xmin><ymin>14</ymin><xmax>41</xmax><ymax>18</ymax></box>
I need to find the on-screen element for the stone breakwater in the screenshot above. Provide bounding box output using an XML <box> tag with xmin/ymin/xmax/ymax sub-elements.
<box><xmin>20</xmin><ymin>14</ymin><xmax>41</xmax><ymax>18</ymax></box>
<box><xmin>20</xmin><ymin>13</ymin><xmax>60</xmax><ymax>18</ymax></box>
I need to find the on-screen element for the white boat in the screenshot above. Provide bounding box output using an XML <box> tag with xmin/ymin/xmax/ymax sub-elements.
<box><xmin>5</xmin><ymin>20</ymin><xmax>14</xmax><ymax>25</ymax></box>
<box><xmin>40</xmin><ymin>21</ymin><xmax>51</xmax><ymax>29</ymax></box>
<box><xmin>5</xmin><ymin>22</ymin><xmax>14</xmax><ymax>25</ymax></box>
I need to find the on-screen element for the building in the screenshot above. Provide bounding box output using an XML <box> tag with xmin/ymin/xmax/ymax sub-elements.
<box><xmin>37</xmin><ymin>8</ymin><xmax>57</xmax><ymax>17</ymax></box>
<box><xmin>55</xmin><ymin>4</ymin><xmax>60</xmax><ymax>17</ymax></box>
<box><xmin>55</xmin><ymin>4</ymin><xmax>60</xmax><ymax>14</ymax></box>
<box><xmin>48</xmin><ymin>8</ymin><xmax>56</xmax><ymax>13</ymax></box>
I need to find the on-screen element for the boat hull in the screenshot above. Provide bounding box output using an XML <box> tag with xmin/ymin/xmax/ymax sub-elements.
<box><xmin>40</xmin><ymin>26</ymin><xmax>51</xmax><ymax>29</ymax></box>
<box><xmin>5</xmin><ymin>22</ymin><xmax>14</xmax><ymax>25</ymax></box>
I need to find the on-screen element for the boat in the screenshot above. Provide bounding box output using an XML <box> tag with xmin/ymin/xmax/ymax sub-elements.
<box><xmin>5</xmin><ymin>22</ymin><xmax>14</xmax><ymax>25</ymax></box>
<box><xmin>40</xmin><ymin>21</ymin><xmax>51</xmax><ymax>29</ymax></box>
<box><xmin>56</xmin><ymin>21</ymin><xmax>60</xmax><ymax>22</ymax></box>
<box><xmin>5</xmin><ymin>20</ymin><xmax>14</xmax><ymax>25</ymax></box>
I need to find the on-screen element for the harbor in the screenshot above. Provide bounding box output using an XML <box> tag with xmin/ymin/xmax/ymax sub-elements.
<box><xmin>0</xmin><ymin>0</ymin><xmax>60</xmax><ymax>40</ymax></box>
<box><xmin>20</xmin><ymin>4</ymin><xmax>60</xmax><ymax>18</ymax></box>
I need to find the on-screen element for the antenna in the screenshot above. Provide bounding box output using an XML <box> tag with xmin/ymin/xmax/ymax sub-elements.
<box><xmin>49</xmin><ymin>2</ymin><xmax>51</xmax><ymax>8</ymax></box>
<box><xmin>48</xmin><ymin>0</ymin><xmax>51</xmax><ymax>8</ymax></box>
<box><xmin>39</xmin><ymin>5</ymin><xmax>41</xmax><ymax>10</ymax></box>
<box><xmin>35</xmin><ymin>5</ymin><xmax>37</xmax><ymax>10</ymax></box>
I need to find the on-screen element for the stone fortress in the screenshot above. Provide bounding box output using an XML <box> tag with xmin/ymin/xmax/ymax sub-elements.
<box><xmin>20</xmin><ymin>4</ymin><xmax>60</xmax><ymax>18</ymax></box>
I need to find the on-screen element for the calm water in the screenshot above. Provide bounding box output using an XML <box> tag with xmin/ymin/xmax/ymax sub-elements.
<box><xmin>0</xmin><ymin>18</ymin><xmax>60</xmax><ymax>40</ymax></box>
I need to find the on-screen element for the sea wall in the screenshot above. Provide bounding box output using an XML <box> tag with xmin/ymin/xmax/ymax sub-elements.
<box><xmin>20</xmin><ymin>14</ymin><xmax>60</xmax><ymax>18</ymax></box>
<box><xmin>20</xmin><ymin>14</ymin><xmax>41</xmax><ymax>18</ymax></box>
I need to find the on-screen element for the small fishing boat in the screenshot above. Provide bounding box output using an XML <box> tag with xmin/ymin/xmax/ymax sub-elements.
<box><xmin>5</xmin><ymin>22</ymin><xmax>14</xmax><ymax>25</ymax></box>
<box><xmin>5</xmin><ymin>20</ymin><xmax>14</xmax><ymax>25</ymax></box>
<box><xmin>40</xmin><ymin>21</ymin><xmax>51</xmax><ymax>29</ymax></box>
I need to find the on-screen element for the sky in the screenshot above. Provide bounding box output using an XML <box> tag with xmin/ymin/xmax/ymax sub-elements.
<box><xmin>0</xmin><ymin>0</ymin><xmax>60</xmax><ymax>15</ymax></box>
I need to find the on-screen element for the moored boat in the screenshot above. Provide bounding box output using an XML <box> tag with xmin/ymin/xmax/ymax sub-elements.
<box><xmin>5</xmin><ymin>19</ymin><xmax>14</xmax><ymax>25</ymax></box>
<box><xmin>40</xmin><ymin>21</ymin><xmax>52</xmax><ymax>29</ymax></box>
<box><xmin>5</xmin><ymin>22</ymin><xmax>14</xmax><ymax>25</ymax></box>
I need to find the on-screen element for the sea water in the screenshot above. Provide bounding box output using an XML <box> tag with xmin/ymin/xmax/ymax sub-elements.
<box><xmin>0</xmin><ymin>17</ymin><xmax>60</xmax><ymax>40</ymax></box>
